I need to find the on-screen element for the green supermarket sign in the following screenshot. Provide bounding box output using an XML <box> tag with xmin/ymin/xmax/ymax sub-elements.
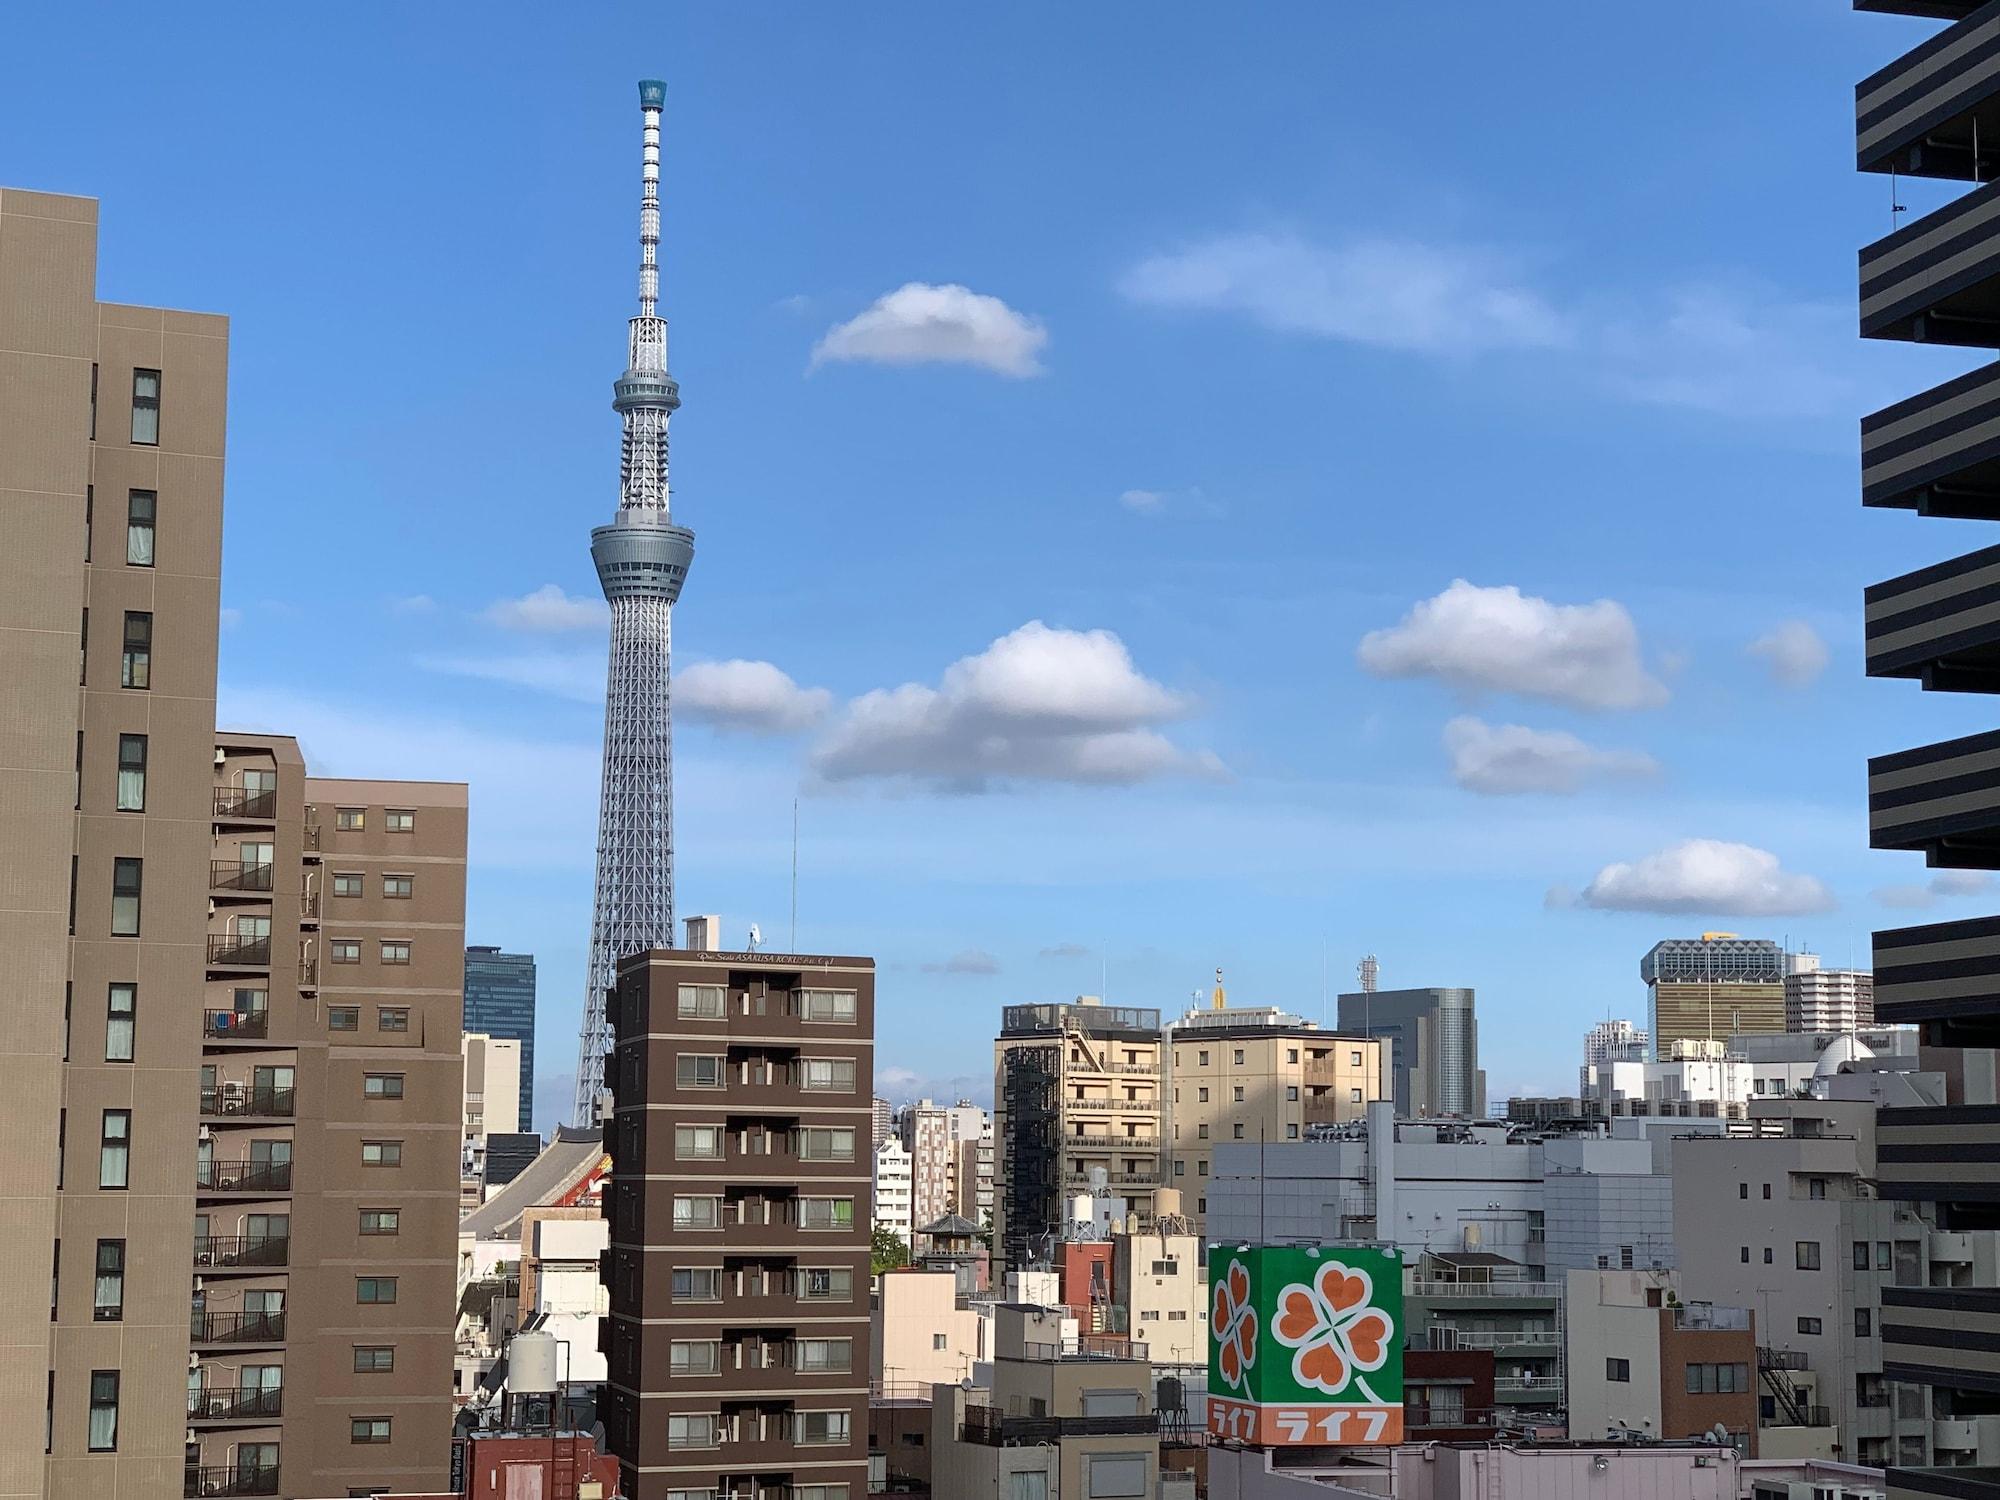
<box><xmin>1207</xmin><ymin>1244</ymin><xmax>1405</xmax><ymax>1446</ymax></box>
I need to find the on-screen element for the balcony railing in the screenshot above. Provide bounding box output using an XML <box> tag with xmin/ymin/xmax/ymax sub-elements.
<box><xmin>212</xmin><ymin>787</ymin><xmax>276</xmax><ymax>820</ymax></box>
<box><xmin>190</xmin><ymin>1310</ymin><xmax>286</xmax><ymax>1344</ymax></box>
<box><xmin>188</xmin><ymin>1387</ymin><xmax>283</xmax><ymax>1421</ymax></box>
<box><xmin>1058</xmin><ymin>1097</ymin><xmax>1158</xmax><ymax>1112</ymax></box>
<box><xmin>203</xmin><ymin>1009</ymin><xmax>268</xmax><ymax>1041</ymax></box>
<box><xmin>300</xmin><ymin>889</ymin><xmax>319</xmax><ymax>920</ymax></box>
<box><xmin>1064</xmin><ymin>1172</ymin><xmax>1158</xmax><ymax>1187</ymax></box>
<box><xmin>195</xmin><ymin>1234</ymin><xmax>289</xmax><ymax>1268</ymax></box>
<box><xmin>207</xmin><ymin>935</ymin><xmax>272</xmax><ymax>967</ymax></box>
<box><xmin>1408</xmin><ymin>1279</ymin><xmax>1563</xmax><ymax>1299</ymax></box>
<box><xmin>197</xmin><ymin>1159</ymin><xmax>293</xmax><ymax>1193</ymax></box>
<box><xmin>1064</xmin><ymin>1136</ymin><xmax>1161</xmax><ymax>1151</ymax></box>
<box><xmin>1759</xmin><ymin>1347</ymin><xmax>1809</xmax><ymax>1372</ymax></box>
<box><xmin>959</xmin><ymin>1405</ymin><xmax>1159</xmax><ymax>1446</ymax></box>
<box><xmin>210</xmin><ymin>861</ymin><xmax>274</xmax><ymax>893</ymax></box>
<box><xmin>200</xmin><ymin>1087</ymin><xmax>295</xmax><ymax>1119</ymax></box>
<box><xmin>186</xmin><ymin>1466</ymin><xmax>280</xmax><ymax>1498</ymax></box>
<box><xmin>1672</xmin><ymin>1303</ymin><xmax>1752</xmax><ymax>1331</ymax></box>
<box><xmin>302</xmin><ymin>824</ymin><xmax>321</xmax><ymax>852</ymax></box>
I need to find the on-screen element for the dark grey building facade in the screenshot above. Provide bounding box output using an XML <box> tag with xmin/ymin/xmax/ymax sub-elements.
<box><xmin>465</xmin><ymin>946</ymin><xmax>537</xmax><ymax>1133</ymax></box>
<box><xmin>1335</xmin><ymin>987</ymin><xmax>1484</xmax><ymax>1117</ymax></box>
<box><xmin>1855</xmin><ymin>5</ymin><xmax>2000</xmax><ymax>1494</ymax></box>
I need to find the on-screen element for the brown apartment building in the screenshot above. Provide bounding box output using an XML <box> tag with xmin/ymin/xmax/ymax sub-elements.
<box><xmin>1</xmin><ymin>185</ymin><xmax>465</xmax><ymax>1500</ymax></box>
<box><xmin>602</xmin><ymin>949</ymin><xmax>875</xmax><ymax>1500</ymax></box>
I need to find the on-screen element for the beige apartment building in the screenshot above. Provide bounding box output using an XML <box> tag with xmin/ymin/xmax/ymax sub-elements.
<box><xmin>1</xmin><ymin>185</ymin><xmax>465</xmax><ymax>1500</ymax></box>
<box><xmin>1164</xmin><ymin>1006</ymin><xmax>1383</xmax><ymax>1232</ymax></box>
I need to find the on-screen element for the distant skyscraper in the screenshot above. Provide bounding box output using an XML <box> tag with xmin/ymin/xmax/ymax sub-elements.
<box><xmin>1335</xmin><ymin>986</ymin><xmax>1484</xmax><ymax>1117</ymax></box>
<box><xmin>572</xmin><ymin>80</ymin><xmax>697</xmax><ymax>1124</ymax></box>
<box><xmin>1783</xmin><ymin>953</ymin><xmax>1874</xmax><ymax>1034</ymax></box>
<box><xmin>1641</xmin><ymin>935</ymin><xmax>1784</xmax><ymax>1057</ymax></box>
<box><xmin>466</xmin><ymin>946</ymin><xmax>537</xmax><ymax>1132</ymax></box>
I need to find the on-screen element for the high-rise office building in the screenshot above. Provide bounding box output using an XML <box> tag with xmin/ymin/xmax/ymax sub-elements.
<box><xmin>1783</xmin><ymin>953</ymin><xmax>1874</xmax><ymax>1034</ymax></box>
<box><xmin>465</xmin><ymin>946</ymin><xmax>537</xmax><ymax>1133</ymax></box>
<box><xmin>1641</xmin><ymin>936</ymin><xmax>1785</xmax><ymax>1056</ymax></box>
<box><xmin>1583</xmin><ymin>1018</ymin><xmax>1649</xmax><ymax>1069</ymax></box>
<box><xmin>572</xmin><ymin>79</ymin><xmax>697</xmax><ymax>1124</ymax></box>
<box><xmin>992</xmin><ymin>999</ymin><xmax>1164</xmax><ymax>1270</ymax></box>
<box><xmin>602</xmin><ymin>948</ymin><xmax>875</xmax><ymax>1500</ymax></box>
<box><xmin>1334</xmin><ymin>986</ymin><xmax>1484</xmax><ymax>1117</ymax></box>
<box><xmin>898</xmin><ymin>1099</ymin><xmax>955</xmax><ymax>1244</ymax></box>
<box><xmin>1852</xmin><ymin>6</ymin><xmax>2000</xmax><ymax>1494</ymax></box>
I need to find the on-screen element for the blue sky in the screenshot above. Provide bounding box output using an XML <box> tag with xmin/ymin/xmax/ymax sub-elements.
<box><xmin>12</xmin><ymin>3</ymin><xmax>1988</xmax><ymax>1130</ymax></box>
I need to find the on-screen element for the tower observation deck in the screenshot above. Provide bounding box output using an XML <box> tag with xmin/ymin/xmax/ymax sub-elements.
<box><xmin>572</xmin><ymin>80</ymin><xmax>694</xmax><ymax>1125</ymax></box>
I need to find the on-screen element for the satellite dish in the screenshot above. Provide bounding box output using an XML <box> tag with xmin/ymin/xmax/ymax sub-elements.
<box><xmin>747</xmin><ymin>923</ymin><xmax>762</xmax><ymax>951</ymax></box>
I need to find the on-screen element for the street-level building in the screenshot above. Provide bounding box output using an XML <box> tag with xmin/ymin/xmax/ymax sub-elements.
<box><xmin>1564</xmin><ymin>1269</ymin><xmax>1759</xmax><ymax>1453</ymax></box>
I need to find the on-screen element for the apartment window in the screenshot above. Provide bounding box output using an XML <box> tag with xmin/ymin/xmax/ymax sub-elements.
<box><xmin>1740</xmin><ymin>1247</ymin><xmax>1749</xmax><ymax>1263</ymax></box>
<box><xmin>1350</xmin><ymin>1050</ymin><xmax>1362</xmax><ymax>1066</ymax></box>
<box><xmin>1855</xmin><ymin>1242</ymin><xmax>1870</xmax><ymax>1270</ymax></box>
<box><xmin>1198</xmin><ymin>1160</ymin><xmax>1209</xmax><ymax>1177</ymax></box>
<box><xmin>1198</xmin><ymin>1197</ymin><xmax>1207</xmax><ymax>1213</ymax></box>
<box><xmin>92</xmin><ymin>1240</ymin><xmax>124</xmax><ymax>1321</ymax></box>
<box><xmin>378</xmin><ymin>1006</ymin><xmax>409</xmax><ymax>1032</ymax></box>
<box><xmin>329</xmin><ymin>1006</ymin><xmax>359</xmax><ymax>1031</ymax></box>
<box><xmin>678</xmin><ymin>985</ymin><xmax>727</xmax><ymax>1018</ymax></box>
<box><xmin>1198</xmin><ymin>1051</ymin><xmax>1210</xmax><ymax>1066</ymax></box>
<box><xmin>79</xmin><ymin>607</ymin><xmax>87</xmax><ymax>686</ymax></box>
<box><xmin>104</xmin><ymin>983</ymin><xmax>135</xmax><ymax>1061</ymax></box>
<box><xmin>351</xmin><ymin>1418</ymin><xmax>392</xmax><ymax>1444</ymax></box>
<box><xmin>1764</xmin><ymin>1248</ymin><xmax>1773</xmax><ymax>1264</ymax></box>
<box><xmin>1796</xmin><ymin>1241</ymin><xmax>1821</xmax><ymax>1271</ymax></box>
<box><xmin>335</xmin><ymin>807</ymin><xmax>365</xmax><ymax>831</ymax></box>
<box><xmin>677</xmin><ymin>1054</ymin><xmax>725</xmax><ymax>1089</ymax></box>
<box><xmin>89</xmin><ymin>362</ymin><xmax>97</xmax><ymax>440</ymax></box>
<box><xmin>1173</xmin><ymin>1160</ymin><xmax>1186</xmax><ymax>1175</ymax></box>
<box><xmin>380</xmin><ymin>940</ymin><xmax>411</xmax><ymax>965</ymax></box>
<box><xmin>795</xmin><ymin>1488</ymin><xmax>851</xmax><ymax>1500</ymax></box>
<box><xmin>129</xmin><ymin>369</ymin><xmax>160</xmax><ymax>444</ymax></box>
<box><xmin>125</xmin><ymin>490</ymin><xmax>155</xmax><ymax>565</ymax></box>
<box><xmin>801</xmin><ymin>988</ymin><xmax>857</xmax><ymax>1023</ymax></box>
<box><xmin>800</xmin><ymin>1126</ymin><xmax>856</xmax><ymax>1161</ymax></box>
<box><xmin>1809</xmin><ymin>1176</ymin><xmax>1826</xmax><ymax>1200</ymax></box>
<box><xmin>675</xmin><ymin>1125</ymin><xmax>723</xmax><ymax>1159</ymax></box>
<box><xmin>1878</xmin><ymin>1242</ymin><xmax>1893</xmax><ymax>1271</ymax></box>
<box><xmin>1287</xmin><ymin>1048</ymin><xmax>1299</xmax><ymax>1063</ymax></box>
<box><xmin>363</xmin><ymin>1073</ymin><xmax>405</xmax><ymax>1099</ymax></box>
<box><xmin>1738</xmin><ymin>1183</ymin><xmax>1747</xmax><ymax>1200</ymax></box>
<box><xmin>1197</xmin><ymin>1088</ymin><xmax>1210</xmax><ymax>1104</ymax></box>
<box><xmin>1349</xmin><ymin>1088</ymin><xmax>1363</xmax><ymax>1104</ymax></box>
<box><xmin>386</xmin><ymin>809</ymin><xmax>415</xmax><ymax>832</ymax></box>
<box><xmin>801</xmin><ymin>1266</ymin><xmax>853</xmax><ymax>1300</ymax></box>
<box><xmin>1005</xmin><ymin>1479</ymin><xmax>1048</xmax><ymax>1500</ymax></box>
<box><xmin>799</xmin><ymin>1197</ymin><xmax>855</xmax><ymax>1231</ymax></box>
<box><xmin>1082</xmin><ymin>1454</ymin><xmax>1146</xmax><ymax>1499</ymax></box>
<box><xmin>933</xmin><ymin>1333</ymin><xmax>948</xmax><ymax>1350</ymax></box>
<box><xmin>672</xmin><ymin>1267</ymin><xmax>721</xmax><ymax>1300</ymax></box>
<box><xmin>1685</xmin><ymin>1363</ymin><xmax>1751</xmax><ymax>1394</ymax></box>
<box><xmin>802</xmin><ymin>1057</ymin><xmax>856</xmax><ymax>1092</ymax></box>
<box><xmin>672</xmin><ymin>1196</ymin><xmax>720</xmax><ymax>1230</ymax></box>
<box><xmin>354</xmin><ymin>1346</ymin><xmax>395</xmax><ymax>1372</ymax></box>
<box><xmin>1763</xmin><ymin>1183</ymin><xmax>1771</xmax><ymax>1199</ymax></box>
<box><xmin>110</xmin><ymin>857</ymin><xmax>142</xmax><ymax>935</ymax></box>
<box><xmin>1233</xmin><ymin>1049</ymin><xmax>1246</xmax><ymax>1065</ymax></box>
<box><xmin>1232</xmin><ymin>1124</ymin><xmax>1244</xmax><ymax>1140</ymax></box>
<box><xmin>119</xmin><ymin>611</ymin><xmax>150</xmax><ymax>688</ymax></box>
<box><xmin>361</xmin><ymin>1141</ymin><xmax>402</xmax><ymax>1167</ymax></box>
<box><xmin>1798</xmin><ymin>1317</ymin><xmax>1822</xmax><ymax>1335</ymax></box>
<box><xmin>1233</xmin><ymin>1085</ymin><xmax>1245</xmax><ymax>1102</ymax></box>
<box><xmin>332</xmin><ymin>873</ymin><xmax>363</xmax><ymax>897</ymax></box>
<box><xmin>115</xmin><ymin>734</ymin><xmax>147</xmax><ymax>811</ymax></box>
<box><xmin>359</xmin><ymin>1209</ymin><xmax>399</xmax><ymax>1235</ymax></box>
<box><xmin>1606</xmin><ymin>1358</ymin><xmax>1629</xmax><ymax>1382</ymax></box>
<box><xmin>1287</xmin><ymin>1124</ymin><xmax>1299</xmax><ymax>1139</ymax></box>
<box><xmin>670</xmin><ymin>1340</ymin><xmax>721</xmax><ymax>1376</ymax></box>
<box><xmin>356</xmin><ymin>1277</ymin><xmax>398</xmax><ymax>1304</ymax></box>
<box><xmin>98</xmin><ymin>1110</ymin><xmax>130</xmax><ymax>1189</ymax></box>
<box><xmin>88</xmin><ymin>1371</ymin><xmax>119</xmax><ymax>1451</ymax></box>
<box><xmin>1197</xmin><ymin>1124</ymin><xmax>1208</xmax><ymax>1140</ymax></box>
<box><xmin>331</xmin><ymin>940</ymin><xmax>361</xmax><ymax>964</ymax></box>
<box><xmin>798</xmin><ymin>1338</ymin><xmax>852</xmax><ymax>1372</ymax></box>
<box><xmin>796</xmin><ymin>1411</ymin><xmax>850</xmax><ymax>1446</ymax></box>
<box><xmin>1286</xmin><ymin>1086</ymin><xmax>1300</xmax><ymax>1102</ymax></box>
<box><xmin>667</xmin><ymin>1414</ymin><xmax>720</xmax><ymax>1450</ymax></box>
<box><xmin>1857</xmin><ymin>1309</ymin><xmax>1872</xmax><ymax>1338</ymax></box>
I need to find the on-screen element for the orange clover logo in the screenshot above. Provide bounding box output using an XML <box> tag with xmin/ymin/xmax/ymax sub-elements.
<box><xmin>1211</xmin><ymin>1257</ymin><xmax>1258</xmax><ymax>1392</ymax></box>
<box><xmin>1271</xmin><ymin>1260</ymin><xmax>1395</xmax><ymax>1400</ymax></box>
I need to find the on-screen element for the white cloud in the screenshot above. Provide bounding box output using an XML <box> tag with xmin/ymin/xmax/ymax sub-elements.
<box><xmin>1748</xmin><ymin>620</ymin><xmax>1830</xmax><ymax>688</ymax></box>
<box><xmin>1873</xmin><ymin>870</ymin><xmax>1994</xmax><ymax>910</ymax></box>
<box><xmin>1443</xmin><ymin>716</ymin><xmax>1659</xmax><ymax>796</ymax></box>
<box><xmin>679</xmin><ymin>659</ymin><xmax>831</xmax><ymax>734</ymax></box>
<box><xmin>810</xmin><ymin>282</ymin><xmax>1047</xmax><ymax>377</ymax></box>
<box><xmin>1117</xmin><ymin>485</ymin><xmax>1220</xmax><ymax>519</ymax></box>
<box><xmin>417</xmin><ymin>648</ymin><xmax>604</xmax><ymax>704</ymax></box>
<box><xmin>1565</xmin><ymin>838</ymin><xmax>1835</xmax><ymax>917</ymax></box>
<box><xmin>1120</xmin><ymin>489</ymin><xmax>1166</xmax><ymax>514</ymax></box>
<box><xmin>922</xmin><ymin>948</ymin><xmax>1001</xmax><ymax>976</ymax></box>
<box><xmin>810</xmin><ymin>620</ymin><xmax>1222</xmax><ymax>791</ymax></box>
<box><xmin>876</xmin><ymin>1064</ymin><xmax>995</xmax><ymax>1109</ymax></box>
<box><xmin>218</xmin><ymin>606</ymin><xmax>243</xmax><ymax>630</ymax></box>
<box><xmin>1118</xmin><ymin>231</ymin><xmax>1570</xmax><ymax>356</ymax></box>
<box><xmin>484</xmin><ymin>584</ymin><xmax>609</xmax><ymax>633</ymax></box>
<box><xmin>389</xmin><ymin>594</ymin><xmax>436</xmax><ymax>615</ymax></box>
<box><xmin>1359</xmin><ymin>580</ymin><xmax>1667</xmax><ymax>711</ymax></box>
<box><xmin>1040</xmin><ymin>942</ymin><xmax>1092</xmax><ymax>960</ymax></box>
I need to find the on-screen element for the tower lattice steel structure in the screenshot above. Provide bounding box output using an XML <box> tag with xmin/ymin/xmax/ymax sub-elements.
<box><xmin>572</xmin><ymin>79</ymin><xmax>694</xmax><ymax>1124</ymax></box>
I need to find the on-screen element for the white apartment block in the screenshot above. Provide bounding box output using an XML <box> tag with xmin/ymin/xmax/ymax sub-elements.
<box><xmin>875</xmin><ymin>1136</ymin><xmax>914</xmax><ymax>1245</ymax></box>
<box><xmin>1784</xmin><ymin>955</ymin><xmax>1875</xmax><ymax>1034</ymax></box>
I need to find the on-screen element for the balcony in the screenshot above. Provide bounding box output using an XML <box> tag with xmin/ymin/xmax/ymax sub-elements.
<box><xmin>1864</xmin><ymin>364</ymin><xmax>2000</xmax><ymax>517</ymax></box>
<box><xmin>212</xmin><ymin>787</ymin><xmax>276</xmax><ymax>821</ymax></box>
<box><xmin>207</xmin><ymin>935</ymin><xmax>272</xmax><ymax>968</ymax></box>
<box><xmin>1869</xmin><ymin>543</ymin><xmax>2000</xmax><ymax>689</ymax></box>
<box><xmin>1861</xmin><ymin>180</ymin><xmax>2000</xmax><ymax>345</ymax></box>
<box><xmin>197</xmin><ymin>1159</ymin><xmax>293</xmax><ymax>1194</ymax></box>
<box><xmin>1064</xmin><ymin>1136</ymin><xmax>1160</xmax><ymax>1151</ymax></box>
<box><xmin>1424</xmin><ymin>1328</ymin><xmax>1559</xmax><ymax>1353</ymax></box>
<box><xmin>210</xmin><ymin>861</ymin><xmax>274</xmax><ymax>894</ymax></box>
<box><xmin>1881</xmin><ymin>1104</ymin><xmax>2000</xmax><ymax>1203</ymax></box>
<box><xmin>1938</xmin><ymin>1418</ymin><xmax>1986</xmax><ymax>1450</ymax></box>
<box><xmin>195</xmin><ymin>1234</ymin><xmax>290</xmax><ymax>1269</ymax></box>
<box><xmin>185</xmin><ymin>1466</ymin><xmax>280</xmax><ymax>1499</ymax></box>
<box><xmin>1058</xmin><ymin>1097</ymin><xmax>1159</xmax><ymax>1113</ymax></box>
<box><xmin>1493</xmin><ymin>1375</ymin><xmax>1565</xmax><ymax>1400</ymax></box>
<box><xmin>1876</xmin><ymin>914</ymin><xmax>2000</xmax><ymax>1039</ymax></box>
<box><xmin>302</xmin><ymin>824</ymin><xmax>320</xmax><ymax>853</ymax></box>
<box><xmin>188</xmin><ymin>1387</ymin><xmax>283</xmax><ymax>1422</ymax></box>
<box><xmin>959</xmin><ymin>1405</ymin><xmax>1159</xmax><ymax>1446</ymax></box>
<box><xmin>1857</xmin><ymin>6</ymin><xmax>2000</xmax><ymax>177</ymax></box>
<box><xmin>1885</xmin><ymin>1286</ymin><xmax>2000</xmax><ymax>1387</ymax></box>
<box><xmin>1870</xmin><ymin>729</ymin><xmax>2000</xmax><ymax>866</ymax></box>
<box><xmin>1063</xmin><ymin>1172</ymin><xmax>1158</xmax><ymax>1187</ymax></box>
<box><xmin>200</xmin><ymin>1086</ymin><xmax>295</xmax><ymax>1119</ymax></box>
<box><xmin>1407</xmin><ymin>1279</ymin><xmax>1562</xmax><ymax>1300</ymax></box>
<box><xmin>203</xmin><ymin>1009</ymin><xmax>269</xmax><ymax>1041</ymax></box>
<box><xmin>191</xmin><ymin>1310</ymin><xmax>286</xmax><ymax>1344</ymax></box>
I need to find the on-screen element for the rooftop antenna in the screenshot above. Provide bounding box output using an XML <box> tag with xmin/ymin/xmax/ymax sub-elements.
<box><xmin>1211</xmin><ymin>967</ymin><xmax>1227</xmax><ymax>1011</ymax></box>
<box><xmin>1357</xmin><ymin>954</ymin><xmax>1379</xmax><ymax>995</ymax></box>
<box><xmin>790</xmin><ymin>797</ymin><xmax>798</xmax><ymax>952</ymax></box>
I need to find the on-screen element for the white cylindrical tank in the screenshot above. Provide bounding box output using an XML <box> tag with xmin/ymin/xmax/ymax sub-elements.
<box><xmin>1156</xmin><ymin>1187</ymin><xmax>1183</xmax><ymax>1219</ymax></box>
<box><xmin>510</xmin><ymin>1330</ymin><xmax>559</xmax><ymax>1394</ymax></box>
<box><xmin>1069</xmin><ymin>1193</ymin><xmax>1093</xmax><ymax>1224</ymax></box>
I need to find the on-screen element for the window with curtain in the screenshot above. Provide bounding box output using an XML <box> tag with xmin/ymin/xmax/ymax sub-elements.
<box><xmin>105</xmin><ymin>984</ymin><xmax>135</xmax><ymax>1062</ymax></box>
<box><xmin>1083</xmin><ymin>1454</ymin><xmax>1147</xmax><ymax>1499</ymax></box>
<box><xmin>125</xmin><ymin>490</ymin><xmax>155</xmax><ymax>566</ymax></box>
<box><xmin>92</xmin><ymin>1240</ymin><xmax>124</xmax><ymax>1321</ymax></box>
<box><xmin>87</xmin><ymin>1371</ymin><xmax>119</xmax><ymax>1450</ymax></box>
<box><xmin>115</xmin><ymin>734</ymin><xmax>146</xmax><ymax>811</ymax></box>
<box><xmin>110</xmin><ymin>858</ymin><xmax>142</xmax><ymax>936</ymax></box>
<box><xmin>802</xmin><ymin>1057</ymin><xmax>856</xmax><ymax>1092</ymax></box>
<box><xmin>129</xmin><ymin>370</ymin><xmax>159</xmax><ymax>445</ymax></box>
<box><xmin>120</xmin><ymin>611</ymin><xmax>151</xmax><ymax>689</ymax></box>
<box><xmin>98</xmin><ymin>1110</ymin><xmax>130</xmax><ymax>1189</ymax></box>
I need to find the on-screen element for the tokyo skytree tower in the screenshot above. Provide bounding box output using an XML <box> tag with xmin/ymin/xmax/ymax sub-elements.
<box><xmin>572</xmin><ymin>80</ymin><xmax>694</xmax><ymax>1124</ymax></box>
